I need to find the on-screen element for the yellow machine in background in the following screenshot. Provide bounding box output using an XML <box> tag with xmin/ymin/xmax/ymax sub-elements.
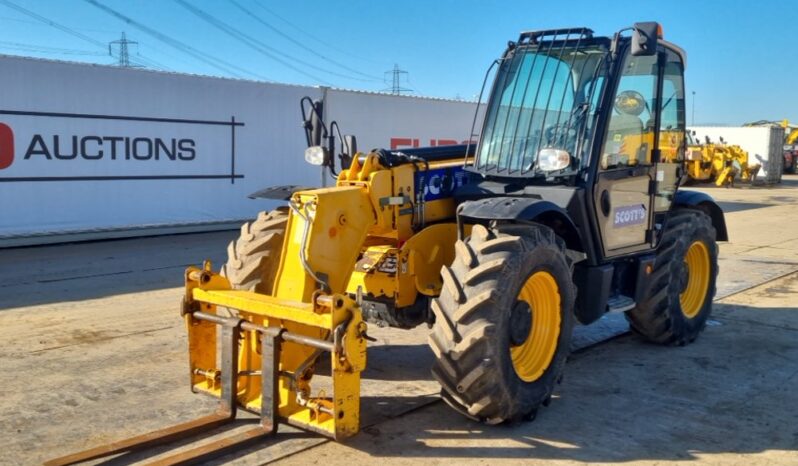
<box><xmin>788</xmin><ymin>123</ymin><xmax>798</xmax><ymax>174</ymax></box>
<box><xmin>680</xmin><ymin>132</ymin><xmax>759</xmax><ymax>186</ymax></box>
<box><xmin>785</xmin><ymin>120</ymin><xmax>798</xmax><ymax>146</ymax></box>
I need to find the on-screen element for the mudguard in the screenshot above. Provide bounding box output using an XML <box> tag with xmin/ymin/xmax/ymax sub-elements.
<box><xmin>673</xmin><ymin>190</ymin><xmax>728</xmax><ymax>241</ymax></box>
<box><xmin>457</xmin><ymin>196</ymin><xmax>583</xmax><ymax>251</ymax></box>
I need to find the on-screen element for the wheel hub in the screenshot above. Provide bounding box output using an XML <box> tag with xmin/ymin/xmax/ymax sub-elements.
<box><xmin>510</xmin><ymin>271</ymin><xmax>562</xmax><ymax>382</ymax></box>
<box><xmin>509</xmin><ymin>301</ymin><xmax>532</xmax><ymax>346</ymax></box>
<box><xmin>680</xmin><ymin>266</ymin><xmax>690</xmax><ymax>293</ymax></box>
<box><xmin>680</xmin><ymin>240</ymin><xmax>711</xmax><ymax>318</ymax></box>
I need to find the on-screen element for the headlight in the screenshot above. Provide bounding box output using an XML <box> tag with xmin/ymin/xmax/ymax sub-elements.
<box><xmin>304</xmin><ymin>146</ymin><xmax>327</xmax><ymax>166</ymax></box>
<box><xmin>537</xmin><ymin>148</ymin><xmax>571</xmax><ymax>171</ymax></box>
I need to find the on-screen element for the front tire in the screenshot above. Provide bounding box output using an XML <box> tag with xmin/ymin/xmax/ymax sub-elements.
<box><xmin>429</xmin><ymin>223</ymin><xmax>575</xmax><ymax>423</ymax></box>
<box><xmin>221</xmin><ymin>208</ymin><xmax>289</xmax><ymax>293</ymax></box>
<box><xmin>626</xmin><ymin>209</ymin><xmax>718</xmax><ymax>345</ymax></box>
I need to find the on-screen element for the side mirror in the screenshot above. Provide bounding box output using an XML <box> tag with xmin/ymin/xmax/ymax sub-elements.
<box><xmin>309</xmin><ymin>100</ymin><xmax>324</xmax><ymax>146</ymax></box>
<box><xmin>631</xmin><ymin>22</ymin><xmax>659</xmax><ymax>56</ymax></box>
<box><xmin>341</xmin><ymin>135</ymin><xmax>358</xmax><ymax>169</ymax></box>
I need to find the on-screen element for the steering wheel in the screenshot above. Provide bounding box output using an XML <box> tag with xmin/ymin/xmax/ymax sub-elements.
<box><xmin>544</xmin><ymin>123</ymin><xmax>578</xmax><ymax>149</ymax></box>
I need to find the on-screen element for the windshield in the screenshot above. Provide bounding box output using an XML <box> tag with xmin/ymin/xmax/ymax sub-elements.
<box><xmin>475</xmin><ymin>42</ymin><xmax>609</xmax><ymax>175</ymax></box>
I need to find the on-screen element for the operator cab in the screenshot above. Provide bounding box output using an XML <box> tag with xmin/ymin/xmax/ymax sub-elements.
<box><xmin>472</xmin><ymin>27</ymin><xmax>609</xmax><ymax>177</ymax></box>
<box><xmin>464</xmin><ymin>23</ymin><xmax>687</xmax><ymax>262</ymax></box>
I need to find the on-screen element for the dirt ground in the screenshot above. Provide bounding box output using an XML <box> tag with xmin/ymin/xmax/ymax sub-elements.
<box><xmin>2</xmin><ymin>177</ymin><xmax>798</xmax><ymax>465</ymax></box>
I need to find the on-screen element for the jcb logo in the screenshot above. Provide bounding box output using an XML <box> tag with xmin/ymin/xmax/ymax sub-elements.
<box><xmin>0</xmin><ymin>123</ymin><xmax>13</xmax><ymax>170</ymax></box>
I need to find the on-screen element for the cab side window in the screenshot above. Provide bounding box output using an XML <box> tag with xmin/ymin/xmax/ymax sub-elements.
<box><xmin>654</xmin><ymin>48</ymin><xmax>686</xmax><ymax>212</ymax></box>
<box><xmin>600</xmin><ymin>52</ymin><xmax>659</xmax><ymax>170</ymax></box>
<box><xmin>658</xmin><ymin>50</ymin><xmax>686</xmax><ymax>163</ymax></box>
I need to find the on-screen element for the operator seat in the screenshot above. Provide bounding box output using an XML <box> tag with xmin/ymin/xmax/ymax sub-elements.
<box><xmin>601</xmin><ymin>110</ymin><xmax>644</xmax><ymax>169</ymax></box>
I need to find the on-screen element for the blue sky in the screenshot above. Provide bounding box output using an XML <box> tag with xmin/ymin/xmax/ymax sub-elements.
<box><xmin>0</xmin><ymin>0</ymin><xmax>794</xmax><ymax>125</ymax></box>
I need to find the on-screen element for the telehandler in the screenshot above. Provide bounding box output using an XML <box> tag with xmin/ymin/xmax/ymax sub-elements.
<box><xmin>49</xmin><ymin>22</ymin><xmax>726</xmax><ymax>465</ymax></box>
<box><xmin>680</xmin><ymin>132</ymin><xmax>759</xmax><ymax>186</ymax></box>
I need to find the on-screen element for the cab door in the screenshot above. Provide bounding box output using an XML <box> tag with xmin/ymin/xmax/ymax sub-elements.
<box><xmin>593</xmin><ymin>48</ymin><xmax>661</xmax><ymax>257</ymax></box>
<box><xmin>652</xmin><ymin>47</ymin><xmax>686</xmax><ymax>215</ymax></box>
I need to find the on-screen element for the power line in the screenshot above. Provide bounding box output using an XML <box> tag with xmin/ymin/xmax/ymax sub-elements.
<box><xmin>84</xmin><ymin>0</ymin><xmax>264</xmax><ymax>79</ymax></box>
<box><xmin>127</xmin><ymin>55</ymin><xmax>168</xmax><ymax>70</ymax></box>
<box><xmin>384</xmin><ymin>64</ymin><xmax>413</xmax><ymax>95</ymax></box>
<box><xmin>173</xmin><ymin>0</ymin><xmax>324</xmax><ymax>83</ymax></box>
<box><xmin>0</xmin><ymin>40</ymin><xmax>165</xmax><ymax>70</ymax></box>
<box><xmin>0</xmin><ymin>0</ymin><xmax>169</xmax><ymax>71</ymax></box>
<box><xmin>0</xmin><ymin>0</ymin><xmax>106</xmax><ymax>48</ymax></box>
<box><xmin>251</xmin><ymin>0</ymin><xmax>383</xmax><ymax>66</ymax></box>
<box><xmin>112</xmin><ymin>47</ymin><xmax>168</xmax><ymax>70</ymax></box>
<box><xmin>127</xmin><ymin>42</ymin><xmax>200</xmax><ymax>71</ymax></box>
<box><xmin>0</xmin><ymin>41</ymin><xmax>107</xmax><ymax>56</ymax></box>
<box><xmin>229</xmin><ymin>0</ymin><xmax>381</xmax><ymax>81</ymax></box>
<box><xmin>0</xmin><ymin>14</ymin><xmax>120</xmax><ymax>34</ymax></box>
<box><xmin>175</xmin><ymin>0</ymin><xmax>376</xmax><ymax>85</ymax></box>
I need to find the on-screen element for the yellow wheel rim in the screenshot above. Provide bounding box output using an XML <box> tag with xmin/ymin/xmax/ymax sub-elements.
<box><xmin>680</xmin><ymin>240</ymin><xmax>711</xmax><ymax>318</ymax></box>
<box><xmin>510</xmin><ymin>271</ymin><xmax>561</xmax><ymax>382</ymax></box>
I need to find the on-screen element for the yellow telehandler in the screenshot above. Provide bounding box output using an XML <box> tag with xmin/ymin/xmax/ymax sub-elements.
<box><xmin>49</xmin><ymin>22</ymin><xmax>727</xmax><ymax>465</ymax></box>
<box><xmin>681</xmin><ymin>132</ymin><xmax>759</xmax><ymax>186</ymax></box>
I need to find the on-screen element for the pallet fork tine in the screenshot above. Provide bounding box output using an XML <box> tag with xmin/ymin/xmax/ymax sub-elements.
<box><xmin>44</xmin><ymin>317</ymin><xmax>281</xmax><ymax>466</ymax></box>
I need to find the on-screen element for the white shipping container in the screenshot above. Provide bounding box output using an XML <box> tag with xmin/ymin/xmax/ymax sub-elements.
<box><xmin>689</xmin><ymin>126</ymin><xmax>785</xmax><ymax>184</ymax></box>
<box><xmin>0</xmin><ymin>56</ymin><xmax>481</xmax><ymax>246</ymax></box>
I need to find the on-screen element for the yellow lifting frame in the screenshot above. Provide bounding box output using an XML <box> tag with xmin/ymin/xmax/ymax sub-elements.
<box><xmin>184</xmin><ymin>261</ymin><xmax>368</xmax><ymax>440</ymax></box>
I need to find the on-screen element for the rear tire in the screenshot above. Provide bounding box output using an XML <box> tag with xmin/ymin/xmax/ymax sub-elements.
<box><xmin>626</xmin><ymin>209</ymin><xmax>718</xmax><ymax>345</ymax></box>
<box><xmin>429</xmin><ymin>223</ymin><xmax>575</xmax><ymax>423</ymax></box>
<box><xmin>221</xmin><ymin>208</ymin><xmax>289</xmax><ymax>293</ymax></box>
